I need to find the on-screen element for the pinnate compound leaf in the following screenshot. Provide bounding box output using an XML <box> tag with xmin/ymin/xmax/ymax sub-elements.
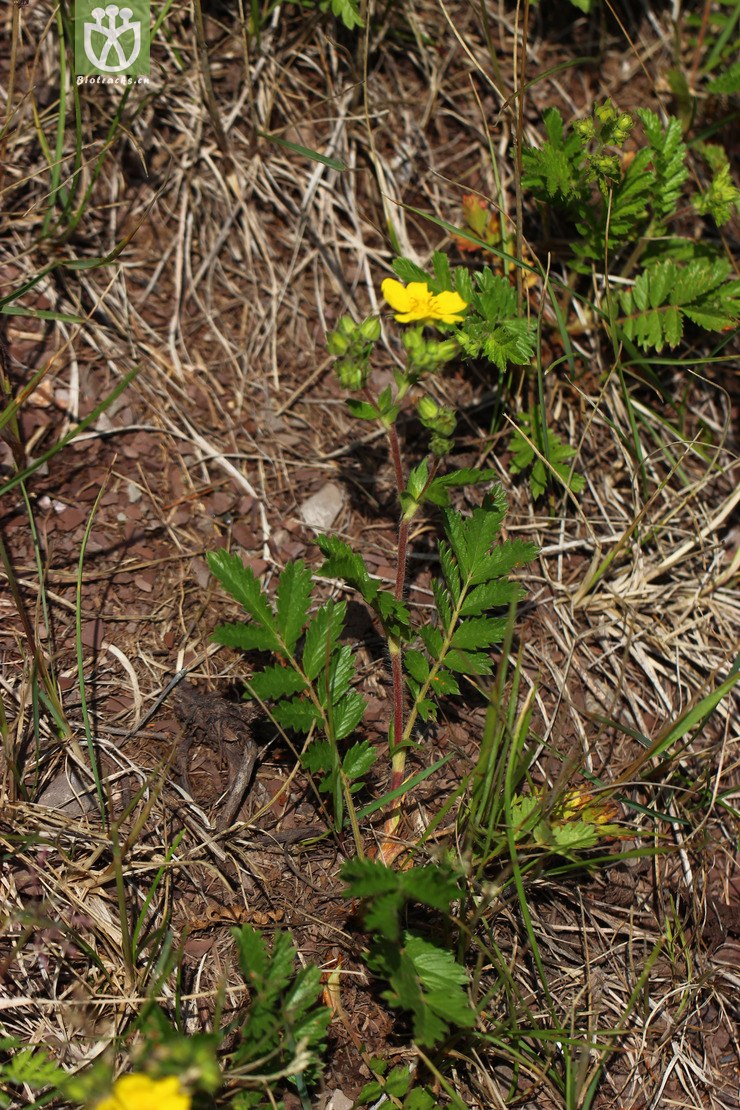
<box><xmin>636</xmin><ymin>108</ymin><xmax>688</xmax><ymax>229</ymax></box>
<box><xmin>276</xmin><ymin>560</ymin><xmax>313</xmax><ymax>654</ymax></box>
<box><xmin>369</xmin><ymin>935</ymin><xmax>475</xmax><ymax>1047</ymax></box>
<box><xmin>618</xmin><ymin>258</ymin><xmax>739</xmax><ymax>351</ymax></box>
<box><xmin>232</xmin><ymin>924</ymin><xmax>329</xmax><ymax>1076</ymax></box>
<box><xmin>508</xmin><ymin>409</ymin><xmax>585</xmax><ymax>500</ymax></box>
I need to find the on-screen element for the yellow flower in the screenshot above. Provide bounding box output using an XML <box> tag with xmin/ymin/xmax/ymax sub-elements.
<box><xmin>96</xmin><ymin>1075</ymin><xmax>190</xmax><ymax>1110</ymax></box>
<box><xmin>381</xmin><ymin>279</ymin><xmax>468</xmax><ymax>325</ymax></box>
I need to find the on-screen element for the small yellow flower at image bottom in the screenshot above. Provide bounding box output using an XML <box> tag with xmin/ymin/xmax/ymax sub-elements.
<box><xmin>95</xmin><ymin>1075</ymin><xmax>191</xmax><ymax>1110</ymax></box>
<box><xmin>381</xmin><ymin>278</ymin><xmax>468</xmax><ymax>325</ymax></box>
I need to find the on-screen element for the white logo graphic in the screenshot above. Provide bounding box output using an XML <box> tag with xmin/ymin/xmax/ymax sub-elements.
<box><xmin>84</xmin><ymin>5</ymin><xmax>141</xmax><ymax>72</ymax></box>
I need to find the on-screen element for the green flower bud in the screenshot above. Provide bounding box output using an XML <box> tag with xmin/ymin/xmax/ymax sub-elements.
<box><xmin>595</xmin><ymin>99</ymin><xmax>616</xmax><ymax>126</ymax></box>
<box><xmin>417</xmin><ymin>395</ymin><xmax>439</xmax><ymax>423</ymax></box>
<box><xmin>614</xmin><ymin>113</ymin><xmax>633</xmax><ymax>145</ymax></box>
<box><xmin>435</xmin><ymin>405</ymin><xmax>456</xmax><ymax>437</ymax></box>
<box><xmin>432</xmin><ymin>339</ymin><xmax>460</xmax><ymax>363</ymax></box>
<box><xmin>358</xmin><ymin>315</ymin><xmax>381</xmax><ymax>342</ymax></box>
<box><xmin>335</xmin><ymin>359</ymin><xmax>369</xmax><ymax>391</ymax></box>
<box><xmin>574</xmin><ymin>118</ymin><xmax>595</xmax><ymax>143</ymax></box>
<box><xmin>402</xmin><ymin>327</ymin><xmax>425</xmax><ymax>355</ymax></box>
<box><xmin>430</xmin><ymin>433</ymin><xmax>453</xmax><ymax>457</ymax></box>
<box><xmin>338</xmin><ymin>314</ymin><xmax>356</xmax><ymax>336</ymax></box>
<box><xmin>327</xmin><ymin>330</ymin><xmax>350</xmax><ymax>356</ymax></box>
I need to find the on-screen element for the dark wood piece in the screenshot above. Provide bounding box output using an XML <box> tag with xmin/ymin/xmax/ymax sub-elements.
<box><xmin>173</xmin><ymin>682</ymin><xmax>258</xmax><ymax>830</ymax></box>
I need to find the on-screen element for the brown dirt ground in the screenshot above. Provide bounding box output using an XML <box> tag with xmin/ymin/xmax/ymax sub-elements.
<box><xmin>1</xmin><ymin>1</ymin><xmax>739</xmax><ymax>1106</ymax></box>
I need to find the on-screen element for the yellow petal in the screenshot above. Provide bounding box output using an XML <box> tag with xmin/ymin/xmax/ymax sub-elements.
<box><xmin>96</xmin><ymin>1075</ymin><xmax>190</xmax><ymax>1110</ymax></box>
<box><xmin>381</xmin><ymin>278</ymin><xmax>413</xmax><ymax>313</ymax></box>
<box><xmin>433</xmin><ymin>290</ymin><xmax>468</xmax><ymax>321</ymax></box>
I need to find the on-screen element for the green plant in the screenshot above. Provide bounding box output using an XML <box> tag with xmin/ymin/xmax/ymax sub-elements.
<box><xmin>508</xmin><ymin>405</ymin><xmax>585</xmax><ymax>501</ymax></box>
<box><xmin>0</xmin><ymin>924</ymin><xmax>329</xmax><ymax>1110</ymax></box>
<box><xmin>342</xmin><ymin>856</ymin><xmax>476</xmax><ymax>1047</ymax></box>
<box><xmin>521</xmin><ymin>99</ymin><xmax>740</xmax><ymax>351</ymax></box>
<box><xmin>209</xmin><ymin>267</ymin><xmax>537</xmax><ymax>849</ymax></box>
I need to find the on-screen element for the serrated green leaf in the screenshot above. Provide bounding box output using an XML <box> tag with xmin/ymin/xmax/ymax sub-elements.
<box><xmin>451</xmin><ymin>616</ymin><xmax>509</xmax><ymax>650</ymax></box>
<box><xmin>404</xmin><ymin>934</ymin><xmax>469</xmax><ymax>992</ymax></box>
<box><xmin>405</xmin><ymin>650</ymin><xmax>430</xmax><ymax>684</ymax></box>
<box><xmin>333</xmin><ymin>689</ymin><xmax>366</xmax><ymax>740</ymax></box>
<box><xmin>438</xmin><ymin>540</ymin><xmax>461</xmax><ymax>602</ymax></box>
<box><xmin>302</xmin><ymin>600</ymin><xmax>346</xmax><ymax>680</ymax></box>
<box><xmin>406</xmin><ymin>457</ymin><xmax>429</xmax><ymax>502</ymax></box>
<box><xmin>272</xmin><ymin>697</ymin><xmax>321</xmax><ymax>732</ymax></box>
<box><xmin>432</xmin><ymin>250</ymin><xmax>454</xmax><ymax>290</ymax></box>
<box><xmin>420</xmin><ymin>625</ymin><xmax>444</xmax><ymax>660</ymax></box>
<box><xmin>208</xmin><ymin>550</ymin><xmax>277</xmax><ymax>633</ymax></box>
<box><xmin>428</xmin><ymin>669</ymin><xmax>459</xmax><ymax>697</ymax></box>
<box><xmin>431</xmin><ymin>578</ymin><xmax>453</xmax><ymax>627</ymax></box>
<box><xmin>444</xmin><ymin>649</ymin><xmax>492</xmax><ymax>675</ymax></box>
<box><xmin>459</xmin><ymin>578</ymin><xmax>522</xmax><ymax>616</ymax></box>
<box><xmin>248</xmin><ymin>664</ymin><xmax>307</xmax><ymax>701</ymax></box>
<box><xmin>375</xmin><ymin>591</ymin><xmax>412</xmax><ymax>640</ymax></box>
<box><xmin>342</xmin><ymin>739</ymin><xmax>376</xmax><ymax>782</ymax></box>
<box><xmin>212</xmin><ymin>622</ymin><xmax>282</xmax><ymax>654</ymax></box>
<box><xmin>346</xmin><ymin>398</ymin><xmax>379</xmax><ymax>420</ymax></box>
<box><xmin>302</xmin><ymin>739</ymin><xmax>335</xmax><ymax>776</ymax></box>
<box><xmin>322</xmin><ymin>0</ymin><xmax>363</xmax><ymax>30</ymax></box>
<box><xmin>405</xmin><ymin>1088</ymin><xmax>436</xmax><ymax>1110</ymax></box>
<box><xmin>392</xmin><ymin>257</ymin><xmax>431</xmax><ymax>284</ymax></box>
<box><xmin>275</xmin><ymin>560</ymin><xmax>313</xmax><ymax>655</ymax></box>
<box><xmin>317</xmin><ymin>537</ymin><xmax>378</xmax><ymax>603</ymax></box>
<box><xmin>318</xmin><ymin>643</ymin><xmax>355</xmax><ymax>706</ymax></box>
<box><xmin>416</xmin><ymin>697</ymin><xmax>437</xmax><ymax>722</ymax></box>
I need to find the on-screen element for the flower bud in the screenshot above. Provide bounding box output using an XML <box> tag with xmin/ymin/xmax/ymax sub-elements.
<box><xmin>614</xmin><ymin>113</ymin><xmax>633</xmax><ymax>145</ymax></box>
<box><xmin>435</xmin><ymin>406</ymin><xmax>456</xmax><ymax>437</ymax></box>
<box><xmin>327</xmin><ymin>330</ymin><xmax>350</xmax><ymax>356</ymax></box>
<box><xmin>335</xmin><ymin>359</ymin><xmax>369</xmax><ymax>391</ymax></box>
<box><xmin>431</xmin><ymin>339</ymin><xmax>459</xmax><ymax>364</ymax></box>
<box><xmin>358</xmin><ymin>315</ymin><xmax>381</xmax><ymax>342</ymax></box>
<box><xmin>595</xmin><ymin>99</ymin><xmax>616</xmax><ymax>126</ymax></box>
<box><xmin>574</xmin><ymin>118</ymin><xmax>595</xmax><ymax>143</ymax></box>
<box><xmin>417</xmin><ymin>395</ymin><xmax>439</xmax><ymax>423</ymax></box>
<box><xmin>430</xmin><ymin>432</ymin><xmax>453</xmax><ymax>457</ymax></box>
